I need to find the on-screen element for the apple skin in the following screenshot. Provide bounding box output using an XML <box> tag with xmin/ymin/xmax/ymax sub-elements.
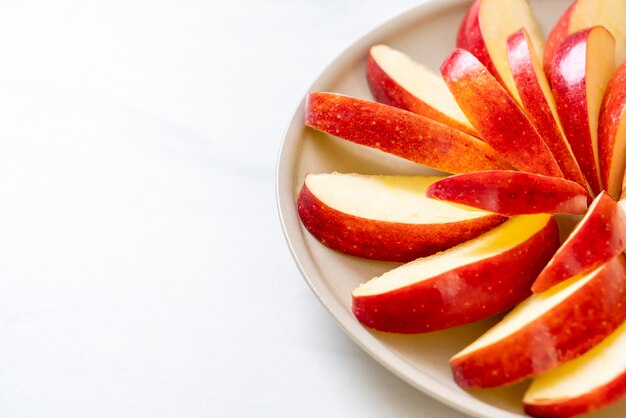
<box><xmin>599</xmin><ymin>61</ymin><xmax>626</xmax><ymax>199</ymax></box>
<box><xmin>550</xmin><ymin>27</ymin><xmax>615</xmax><ymax>195</ymax></box>
<box><xmin>366</xmin><ymin>49</ymin><xmax>477</xmax><ymax>136</ymax></box>
<box><xmin>544</xmin><ymin>0</ymin><xmax>626</xmax><ymax>82</ymax></box>
<box><xmin>297</xmin><ymin>181</ymin><xmax>506</xmax><ymax>262</ymax></box>
<box><xmin>451</xmin><ymin>255</ymin><xmax>626</xmax><ymax>388</ymax></box>
<box><xmin>506</xmin><ymin>29</ymin><xmax>588</xmax><ymax>192</ymax></box>
<box><xmin>305</xmin><ymin>92</ymin><xmax>512</xmax><ymax>174</ymax></box>
<box><xmin>524</xmin><ymin>371</ymin><xmax>626</xmax><ymax>417</ymax></box>
<box><xmin>456</xmin><ymin>0</ymin><xmax>545</xmax><ymax>102</ymax></box>
<box><xmin>440</xmin><ymin>49</ymin><xmax>563</xmax><ymax>178</ymax></box>
<box><xmin>543</xmin><ymin>2</ymin><xmax>575</xmax><ymax>80</ymax></box>
<box><xmin>352</xmin><ymin>217</ymin><xmax>559</xmax><ymax>334</ymax></box>
<box><xmin>426</xmin><ymin>171</ymin><xmax>588</xmax><ymax>216</ymax></box>
<box><xmin>456</xmin><ymin>0</ymin><xmax>500</xmax><ymax>84</ymax></box>
<box><xmin>532</xmin><ymin>191</ymin><xmax>626</xmax><ymax>293</ymax></box>
<box><xmin>524</xmin><ymin>314</ymin><xmax>626</xmax><ymax>417</ymax></box>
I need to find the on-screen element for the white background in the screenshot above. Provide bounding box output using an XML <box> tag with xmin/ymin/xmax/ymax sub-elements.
<box><xmin>0</xmin><ymin>1</ymin><xmax>466</xmax><ymax>417</ymax></box>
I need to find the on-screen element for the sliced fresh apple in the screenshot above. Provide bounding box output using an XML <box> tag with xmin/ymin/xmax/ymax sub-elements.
<box><xmin>426</xmin><ymin>171</ymin><xmax>588</xmax><ymax>216</ymax></box>
<box><xmin>367</xmin><ymin>45</ymin><xmax>477</xmax><ymax>136</ymax></box>
<box><xmin>305</xmin><ymin>92</ymin><xmax>511</xmax><ymax>174</ymax></box>
<box><xmin>440</xmin><ymin>49</ymin><xmax>563</xmax><ymax>178</ymax></box>
<box><xmin>524</xmin><ymin>318</ymin><xmax>626</xmax><ymax>417</ymax></box>
<box><xmin>297</xmin><ymin>173</ymin><xmax>506</xmax><ymax>262</ymax></box>
<box><xmin>507</xmin><ymin>29</ymin><xmax>588</xmax><ymax>191</ymax></box>
<box><xmin>532</xmin><ymin>192</ymin><xmax>626</xmax><ymax>293</ymax></box>
<box><xmin>352</xmin><ymin>214</ymin><xmax>559</xmax><ymax>334</ymax></box>
<box><xmin>550</xmin><ymin>26</ymin><xmax>616</xmax><ymax>195</ymax></box>
<box><xmin>532</xmin><ymin>191</ymin><xmax>626</xmax><ymax>293</ymax></box>
<box><xmin>457</xmin><ymin>0</ymin><xmax>544</xmax><ymax>102</ymax></box>
<box><xmin>451</xmin><ymin>255</ymin><xmax>626</xmax><ymax>388</ymax></box>
<box><xmin>544</xmin><ymin>0</ymin><xmax>626</xmax><ymax>79</ymax></box>
<box><xmin>600</xmin><ymin>61</ymin><xmax>626</xmax><ymax>199</ymax></box>
<box><xmin>543</xmin><ymin>2</ymin><xmax>575</xmax><ymax>80</ymax></box>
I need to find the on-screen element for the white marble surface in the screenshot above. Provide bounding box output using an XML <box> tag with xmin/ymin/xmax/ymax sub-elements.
<box><xmin>0</xmin><ymin>1</ymin><xmax>467</xmax><ymax>416</ymax></box>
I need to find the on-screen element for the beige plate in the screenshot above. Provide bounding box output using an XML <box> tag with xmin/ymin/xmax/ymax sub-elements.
<box><xmin>276</xmin><ymin>0</ymin><xmax>623</xmax><ymax>417</ymax></box>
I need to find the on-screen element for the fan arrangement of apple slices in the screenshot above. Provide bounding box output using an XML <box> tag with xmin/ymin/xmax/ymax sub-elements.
<box><xmin>296</xmin><ymin>0</ymin><xmax>626</xmax><ymax>416</ymax></box>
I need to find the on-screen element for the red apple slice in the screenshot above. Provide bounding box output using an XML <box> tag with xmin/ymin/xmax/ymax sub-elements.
<box><xmin>440</xmin><ymin>49</ymin><xmax>563</xmax><ymax>178</ymax></box>
<box><xmin>507</xmin><ymin>29</ymin><xmax>588</xmax><ymax>191</ymax></box>
<box><xmin>297</xmin><ymin>173</ymin><xmax>506</xmax><ymax>262</ymax></box>
<box><xmin>600</xmin><ymin>61</ymin><xmax>626</xmax><ymax>199</ymax></box>
<box><xmin>457</xmin><ymin>0</ymin><xmax>545</xmax><ymax>102</ymax></box>
<box><xmin>305</xmin><ymin>92</ymin><xmax>511</xmax><ymax>174</ymax></box>
<box><xmin>543</xmin><ymin>2</ymin><xmax>575</xmax><ymax>80</ymax></box>
<box><xmin>550</xmin><ymin>26</ymin><xmax>616</xmax><ymax>195</ymax></box>
<box><xmin>532</xmin><ymin>192</ymin><xmax>626</xmax><ymax>293</ymax></box>
<box><xmin>426</xmin><ymin>171</ymin><xmax>588</xmax><ymax>216</ymax></box>
<box><xmin>451</xmin><ymin>255</ymin><xmax>626</xmax><ymax>388</ymax></box>
<box><xmin>352</xmin><ymin>214</ymin><xmax>559</xmax><ymax>334</ymax></box>
<box><xmin>524</xmin><ymin>318</ymin><xmax>626</xmax><ymax>417</ymax></box>
<box><xmin>544</xmin><ymin>0</ymin><xmax>626</xmax><ymax>79</ymax></box>
<box><xmin>367</xmin><ymin>45</ymin><xmax>477</xmax><ymax>136</ymax></box>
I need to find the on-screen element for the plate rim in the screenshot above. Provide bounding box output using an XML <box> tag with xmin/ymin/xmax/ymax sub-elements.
<box><xmin>275</xmin><ymin>1</ymin><xmax>529</xmax><ymax>417</ymax></box>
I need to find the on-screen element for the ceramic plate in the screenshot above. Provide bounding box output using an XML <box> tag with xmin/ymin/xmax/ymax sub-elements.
<box><xmin>276</xmin><ymin>1</ymin><xmax>622</xmax><ymax>416</ymax></box>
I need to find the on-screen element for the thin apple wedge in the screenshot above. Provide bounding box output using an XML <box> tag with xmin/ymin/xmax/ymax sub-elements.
<box><xmin>532</xmin><ymin>191</ymin><xmax>626</xmax><ymax>293</ymax></box>
<box><xmin>426</xmin><ymin>171</ymin><xmax>588</xmax><ymax>216</ymax></box>
<box><xmin>524</xmin><ymin>317</ymin><xmax>626</xmax><ymax>417</ymax></box>
<box><xmin>600</xmin><ymin>61</ymin><xmax>626</xmax><ymax>199</ymax></box>
<box><xmin>451</xmin><ymin>255</ymin><xmax>626</xmax><ymax>388</ymax></box>
<box><xmin>305</xmin><ymin>92</ymin><xmax>511</xmax><ymax>174</ymax></box>
<box><xmin>544</xmin><ymin>0</ymin><xmax>626</xmax><ymax>79</ymax></box>
<box><xmin>297</xmin><ymin>173</ymin><xmax>506</xmax><ymax>262</ymax></box>
<box><xmin>550</xmin><ymin>26</ymin><xmax>616</xmax><ymax>195</ymax></box>
<box><xmin>507</xmin><ymin>29</ymin><xmax>588</xmax><ymax>191</ymax></box>
<box><xmin>352</xmin><ymin>214</ymin><xmax>559</xmax><ymax>334</ymax></box>
<box><xmin>367</xmin><ymin>45</ymin><xmax>476</xmax><ymax>136</ymax></box>
<box><xmin>441</xmin><ymin>49</ymin><xmax>563</xmax><ymax>178</ymax></box>
<box><xmin>457</xmin><ymin>0</ymin><xmax>544</xmax><ymax>102</ymax></box>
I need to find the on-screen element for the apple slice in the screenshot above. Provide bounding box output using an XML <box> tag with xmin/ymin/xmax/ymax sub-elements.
<box><xmin>532</xmin><ymin>192</ymin><xmax>626</xmax><ymax>293</ymax></box>
<box><xmin>426</xmin><ymin>171</ymin><xmax>588</xmax><ymax>216</ymax></box>
<box><xmin>544</xmin><ymin>0</ymin><xmax>626</xmax><ymax>79</ymax></box>
<box><xmin>451</xmin><ymin>255</ymin><xmax>626</xmax><ymax>388</ymax></box>
<box><xmin>533</xmin><ymin>191</ymin><xmax>626</xmax><ymax>292</ymax></box>
<box><xmin>367</xmin><ymin>45</ymin><xmax>477</xmax><ymax>136</ymax></box>
<box><xmin>550</xmin><ymin>26</ymin><xmax>616</xmax><ymax>195</ymax></box>
<box><xmin>297</xmin><ymin>173</ymin><xmax>506</xmax><ymax>262</ymax></box>
<box><xmin>456</xmin><ymin>0</ymin><xmax>544</xmax><ymax>102</ymax></box>
<box><xmin>352</xmin><ymin>214</ymin><xmax>559</xmax><ymax>334</ymax></box>
<box><xmin>507</xmin><ymin>29</ymin><xmax>588</xmax><ymax>191</ymax></box>
<box><xmin>600</xmin><ymin>61</ymin><xmax>626</xmax><ymax>199</ymax></box>
<box><xmin>440</xmin><ymin>49</ymin><xmax>563</xmax><ymax>178</ymax></box>
<box><xmin>305</xmin><ymin>92</ymin><xmax>511</xmax><ymax>174</ymax></box>
<box><xmin>524</xmin><ymin>318</ymin><xmax>626</xmax><ymax>417</ymax></box>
